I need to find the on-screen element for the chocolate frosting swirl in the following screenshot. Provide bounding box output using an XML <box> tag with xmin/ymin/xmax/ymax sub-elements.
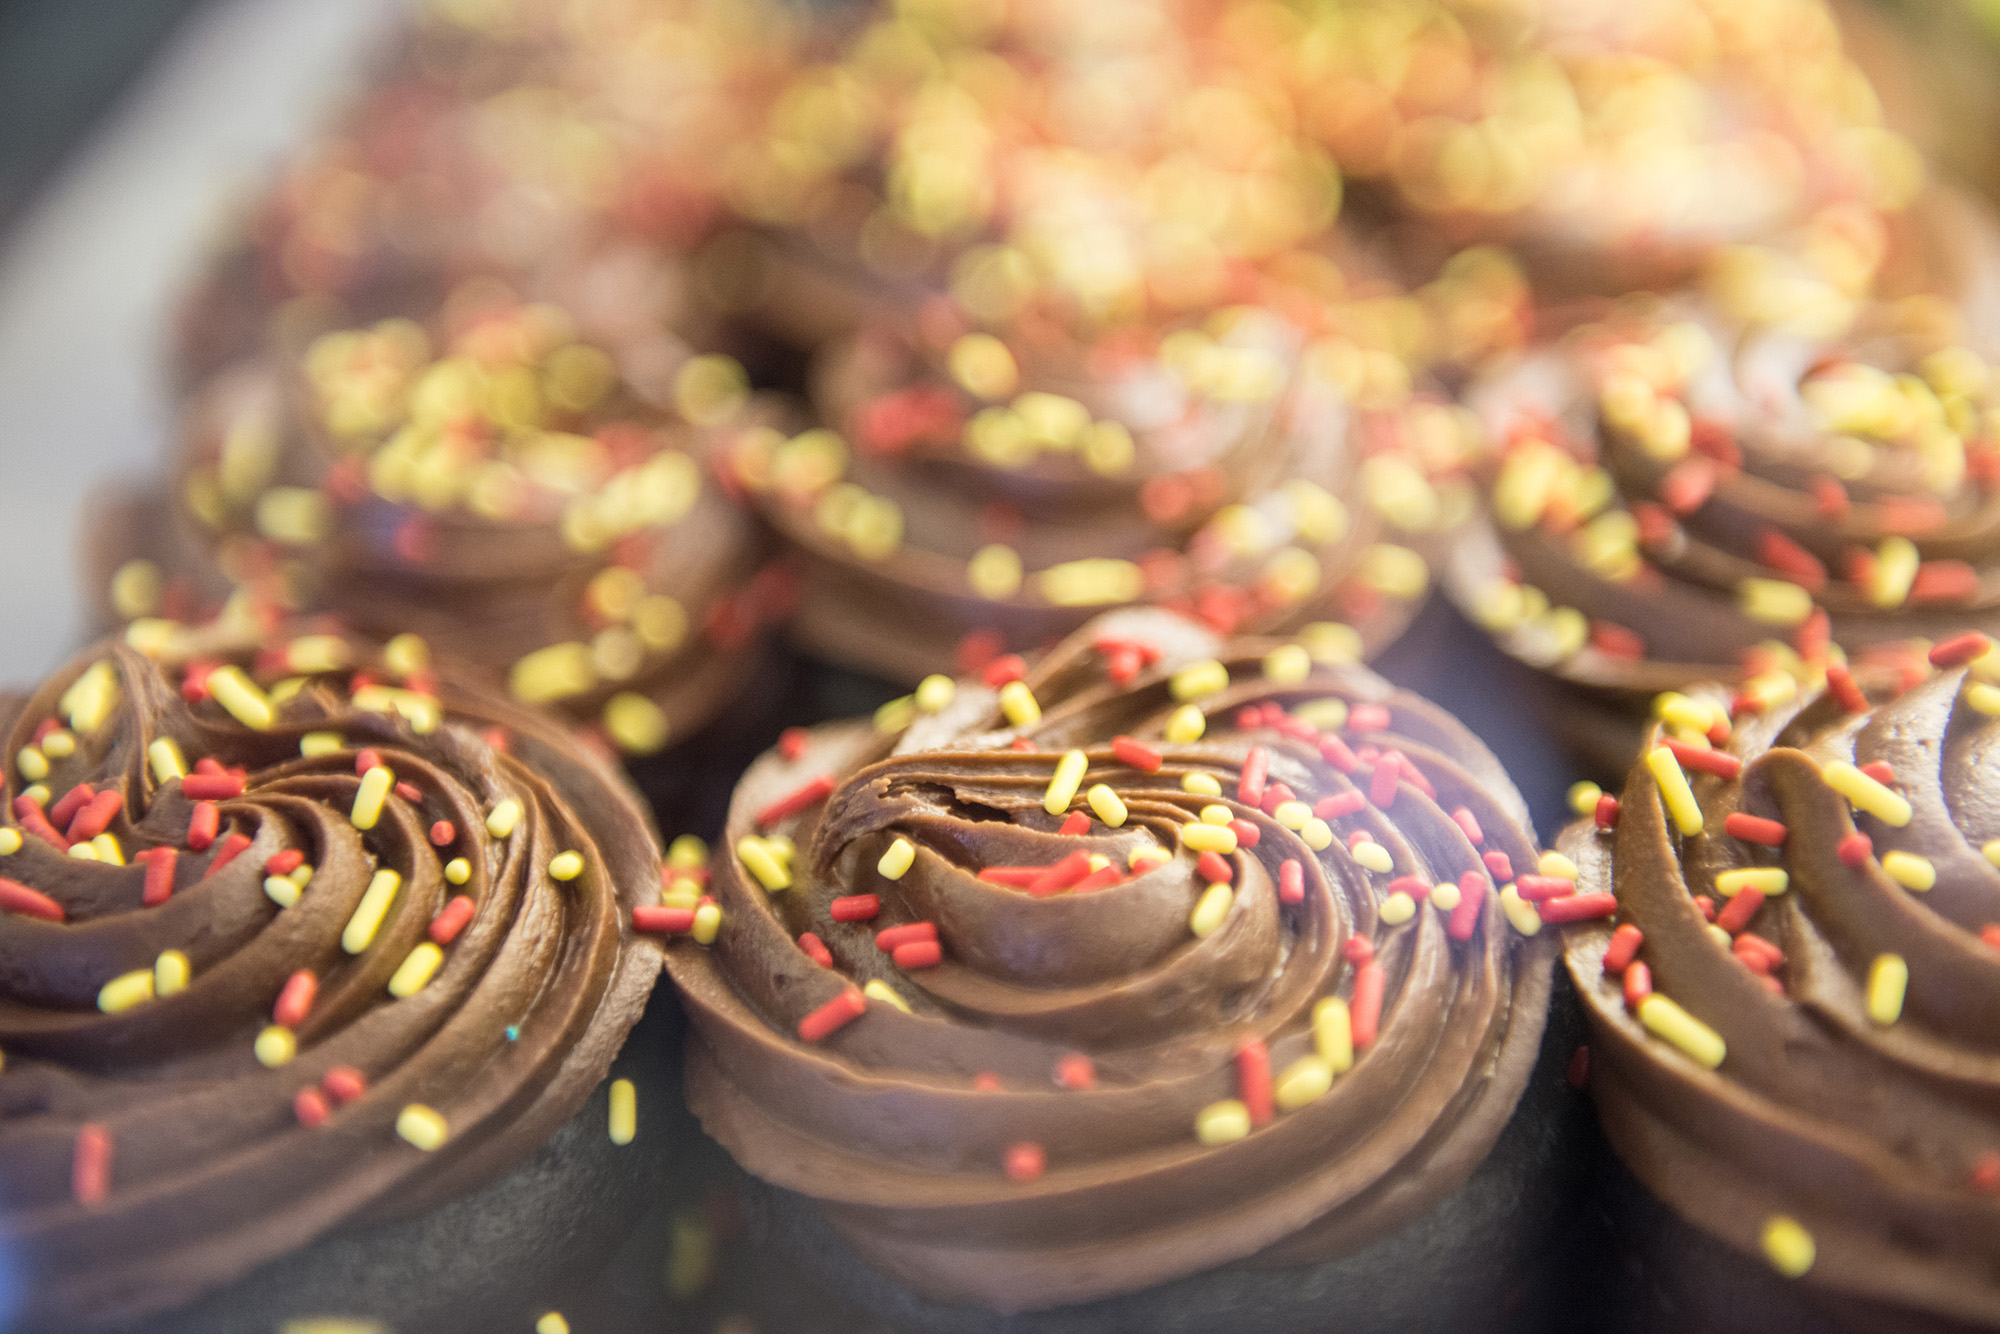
<box><xmin>664</xmin><ymin>608</ymin><xmax>1554</xmax><ymax>1310</ymax></box>
<box><xmin>1448</xmin><ymin>298</ymin><xmax>2000</xmax><ymax>702</ymax></box>
<box><xmin>1561</xmin><ymin>654</ymin><xmax>2000</xmax><ymax>1323</ymax></box>
<box><xmin>0</xmin><ymin>626</ymin><xmax>661</xmax><ymax>1329</ymax></box>
<box><xmin>110</xmin><ymin>295</ymin><xmax>785</xmax><ymax>755</ymax></box>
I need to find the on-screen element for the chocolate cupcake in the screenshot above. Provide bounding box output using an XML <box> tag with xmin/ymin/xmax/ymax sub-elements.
<box><xmin>0</xmin><ymin>619</ymin><xmax>668</xmax><ymax>1331</ymax></box>
<box><xmin>1557</xmin><ymin>631</ymin><xmax>2000</xmax><ymax>1330</ymax></box>
<box><xmin>1444</xmin><ymin>293</ymin><xmax>2000</xmax><ymax>776</ymax></box>
<box><xmin>658</xmin><ymin>607</ymin><xmax>1589</xmax><ymax>1330</ymax></box>
<box><xmin>103</xmin><ymin>292</ymin><xmax>789</xmax><ymax>771</ymax></box>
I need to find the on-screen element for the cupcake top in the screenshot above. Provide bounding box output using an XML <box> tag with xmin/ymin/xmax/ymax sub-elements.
<box><xmin>111</xmin><ymin>292</ymin><xmax>787</xmax><ymax>756</ymax></box>
<box><xmin>1446</xmin><ymin>294</ymin><xmax>2000</xmax><ymax>702</ymax></box>
<box><xmin>660</xmin><ymin>607</ymin><xmax>1560</xmax><ymax>1311</ymax></box>
<box><xmin>0</xmin><ymin>620</ymin><xmax>662</xmax><ymax>1329</ymax></box>
<box><xmin>1559</xmin><ymin>632</ymin><xmax>2000</xmax><ymax>1321</ymax></box>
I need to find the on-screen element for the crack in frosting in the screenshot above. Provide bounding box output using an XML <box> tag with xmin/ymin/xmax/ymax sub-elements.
<box><xmin>0</xmin><ymin>626</ymin><xmax>661</xmax><ymax>1329</ymax></box>
<box><xmin>661</xmin><ymin>607</ymin><xmax>1554</xmax><ymax>1311</ymax></box>
<box><xmin>1560</xmin><ymin>636</ymin><xmax>2000</xmax><ymax>1322</ymax></box>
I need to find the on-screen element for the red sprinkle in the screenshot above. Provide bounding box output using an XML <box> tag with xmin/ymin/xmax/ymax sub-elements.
<box><xmin>264</xmin><ymin>849</ymin><xmax>304</xmax><ymax>877</ymax></box>
<box><xmin>633</xmin><ymin>906</ymin><xmax>695</xmax><ymax>933</ymax></box>
<box><xmin>1228</xmin><ymin>819</ymin><xmax>1260</xmax><ymax>848</ymax></box>
<box><xmin>1595</xmin><ymin>794</ymin><xmax>1621</xmax><ymax>829</ymax></box>
<box><xmin>829</xmin><ymin>895</ymin><xmax>881</xmax><ymax>923</ymax></box>
<box><xmin>756</xmin><ymin>775</ymin><xmax>835</xmax><ymax>830</ymax></box>
<box><xmin>982</xmin><ymin>655</ymin><xmax>1028</xmax><ymax>687</ymax></box>
<box><xmin>0</xmin><ymin>876</ymin><xmax>65</xmax><ymax>922</ymax></box>
<box><xmin>192</xmin><ymin>757</ymin><xmax>227</xmax><ymax>777</ymax></box>
<box><xmin>1351</xmin><ymin>961</ymin><xmax>1386</xmax><ymax>1049</ymax></box>
<box><xmin>894</xmin><ymin>939</ymin><xmax>942</xmax><ymax>969</ymax></box>
<box><xmin>1837</xmin><ymin>831</ymin><xmax>1874</xmax><ymax>867</ymax></box>
<box><xmin>1449</xmin><ymin>872</ymin><xmax>1487</xmax><ymax>941</ymax></box>
<box><xmin>186</xmin><ymin>801</ymin><xmax>219</xmax><ymax>851</ymax></box>
<box><xmin>1603</xmin><ymin>924</ymin><xmax>1644</xmax><ymax>974</ymax></box>
<box><xmin>1972</xmin><ymin>1152</ymin><xmax>2000</xmax><ymax>1193</ymax></box>
<box><xmin>1238</xmin><ymin>748</ymin><xmax>1270</xmax><ymax>807</ymax></box>
<box><xmin>1368</xmin><ymin>762</ymin><xmax>1400</xmax><ymax>809</ymax></box>
<box><xmin>1756</xmin><ymin>530</ymin><xmax>1827</xmax><ymax>592</ymax></box>
<box><xmin>1450</xmin><ymin>807</ymin><xmax>1484</xmax><ymax>847</ymax></box>
<box><xmin>1716</xmin><ymin>887</ymin><xmax>1766</xmax><ymax>935</ymax></box>
<box><xmin>1811</xmin><ymin>475</ymin><xmax>1849</xmax><ymax>520</ymax></box>
<box><xmin>1981</xmin><ymin>925</ymin><xmax>2000</xmax><ymax>953</ymax></box>
<box><xmin>206</xmin><ymin>832</ymin><xmax>252</xmax><ymax>877</ymax></box>
<box><xmin>1349</xmin><ymin>704</ymin><xmax>1391</xmax><ymax>733</ymax></box>
<box><xmin>1316</xmin><ymin>790</ymin><xmax>1366</xmax><ymax>820</ymax></box>
<box><xmin>1515</xmin><ymin>875</ymin><xmax>1576</xmax><ymax>903</ymax></box>
<box><xmin>1694</xmin><ymin>895</ymin><xmax>1716</xmax><ymax>922</ymax></box>
<box><xmin>1826</xmin><ymin>664</ymin><xmax>1868</xmax><ymax>713</ymax></box>
<box><xmin>1735</xmin><ymin>933</ymin><xmax>1785</xmax><ymax>971</ymax></box>
<box><xmin>422</xmin><ymin>820</ymin><xmax>454</xmax><ymax>849</ymax></box>
<box><xmin>1058</xmin><ymin>811</ymin><xmax>1090</xmax><ymax>837</ymax></box>
<box><xmin>977</xmin><ymin>867</ymin><xmax>1042</xmax><ymax>887</ymax></box>
<box><xmin>322</xmin><ymin>1066</ymin><xmax>367</xmax><ymax>1105</ymax></box>
<box><xmin>1663</xmin><ymin>738</ymin><xmax>1742</xmax><ymax>779</ymax></box>
<box><xmin>49</xmin><ymin>784</ymin><xmax>95</xmax><ymax>827</ymax></box>
<box><xmin>1342</xmin><ymin>934</ymin><xmax>1375</xmax><ymax>965</ymax></box>
<box><xmin>180</xmin><ymin>772</ymin><xmax>244</xmax><ymax>800</ymax></box>
<box><xmin>1388</xmin><ymin>874</ymin><xmax>1431</xmax><ymax>901</ymax></box>
<box><xmin>1004</xmin><ymin>1142</ymin><xmax>1046</xmax><ymax>1181</ymax></box>
<box><xmin>13</xmin><ymin>798</ymin><xmax>67</xmax><ymax>851</ymax></box>
<box><xmin>141</xmin><ymin>847</ymin><xmax>177</xmax><ymax>907</ymax></box>
<box><xmin>798</xmin><ymin>989</ymin><xmax>868</xmax><ymax>1043</ymax></box>
<box><xmin>1027</xmin><ymin>851</ymin><xmax>1093</xmax><ymax>898</ymax></box>
<box><xmin>1723</xmin><ymin>813</ymin><xmax>1787</xmax><ymax>846</ymax></box>
<box><xmin>354</xmin><ymin>750</ymin><xmax>383</xmax><ymax>774</ymax></box>
<box><xmin>72</xmin><ymin>1125</ymin><xmax>112</xmax><ymax>1205</ymax></box>
<box><xmin>795</xmin><ymin>933</ymin><xmax>834</xmax><ymax>968</ymax></box>
<box><xmin>1659</xmin><ymin>457</ymin><xmax>1716</xmax><ymax>513</ymax></box>
<box><xmin>1197</xmin><ymin>851</ymin><xmax>1233</xmax><ymax>885</ymax></box>
<box><xmin>1860</xmin><ymin>760</ymin><xmax>1896</xmax><ymax>786</ymax></box>
<box><xmin>1931</xmin><ymin>632</ymin><xmax>1994</xmax><ymax>669</ymax></box>
<box><xmin>1912</xmin><ymin>561</ymin><xmax>1981</xmax><ymax>604</ymax></box>
<box><xmin>429</xmin><ymin>895</ymin><xmax>477</xmax><ymax>945</ymax></box>
<box><xmin>876</xmin><ymin>922</ymin><xmax>938</xmax><ymax>951</ymax></box>
<box><xmin>1624</xmin><ymin>961</ymin><xmax>1653</xmax><ymax>1010</ymax></box>
<box><xmin>294</xmin><ymin>1087</ymin><xmax>331</xmax><ymax>1129</ymax></box>
<box><xmin>1566</xmin><ymin>1045</ymin><xmax>1591</xmax><ymax>1089</ymax></box>
<box><xmin>1111</xmin><ymin>736</ymin><xmax>1162</xmax><ymax>773</ymax></box>
<box><xmin>1318</xmin><ymin>734</ymin><xmax>1360</xmax><ymax>773</ymax></box>
<box><xmin>1278</xmin><ymin>859</ymin><xmax>1304</xmax><ymax>904</ymax></box>
<box><xmin>273</xmin><ymin>970</ymin><xmax>318</xmax><ymax>1028</ymax></box>
<box><xmin>973</xmin><ymin>1072</ymin><xmax>1004</xmax><ymax>1092</ymax></box>
<box><xmin>1236</xmin><ymin>1040</ymin><xmax>1274</xmax><ymax>1125</ymax></box>
<box><xmin>777</xmin><ymin>728</ymin><xmax>811</xmax><ymax>761</ymax></box>
<box><xmin>393</xmin><ymin>781</ymin><xmax>423</xmax><ymax>805</ymax></box>
<box><xmin>1482</xmin><ymin>851</ymin><xmax>1514</xmax><ymax>884</ymax></box>
<box><xmin>1056</xmin><ymin>1053</ymin><xmax>1095</xmax><ymax>1090</ymax></box>
<box><xmin>1072</xmin><ymin>865</ymin><xmax>1124</xmax><ymax>893</ymax></box>
<box><xmin>1537</xmin><ymin>892</ymin><xmax>1617</xmax><ymax>924</ymax></box>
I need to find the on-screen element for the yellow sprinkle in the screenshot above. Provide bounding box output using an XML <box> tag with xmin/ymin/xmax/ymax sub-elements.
<box><xmin>265</xmin><ymin>874</ymin><xmax>301</xmax><ymax>908</ymax></box>
<box><xmin>662</xmin><ymin>879</ymin><xmax>701</xmax><ymax>910</ymax></box>
<box><xmin>537</xmin><ymin>1315</ymin><xmax>570</xmax><ymax>1334</ymax></box>
<box><xmin>1738</xmin><ymin>579</ymin><xmax>1814</xmax><ymax>627</ymax></box>
<box><xmin>396</xmin><ymin>1104</ymin><xmax>449</xmax><ymax>1152</ymax></box>
<box><xmin>22</xmin><ymin>785</ymin><xmax>48</xmax><ymax>808</ymax></box>
<box><xmin>1984</xmin><ymin>839</ymin><xmax>2000</xmax><ymax>869</ymax></box>
<box><xmin>388</xmin><ymin>943</ymin><xmax>445</xmax><ymax>998</ymax></box>
<box><xmin>39</xmin><ymin>729</ymin><xmax>74</xmax><ymax>759</ymax></box>
<box><xmin>1038</xmin><ymin>558</ymin><xmax>1144</xmax><ymax>606</ymax></box>
<box><xmin>1170</xmin><ymin>660</ymin><xmax>1231</xmax><ymax>701</ymax></box>
<box><xmin>1044</xmin><ymin>750</ymin><xmax>1088</xmax><ymax>817</ymax></box>
<box><xmin>0</xmin><ymin>828</ymin><xmax>19</xmax><ymax>855</ymax></box>
<box><xmin>1314</xmin><ymin>996</ymin><xmax>1354</xmax><ymax>1072</ymax></box>
<box><xmin>667</xmin><ymin>835</ymin><xmax>708</xmax><ymax>870</ymax></box>
<box><xmin>1707</xmin><ymin>924</ymin><xmax>1733</xmax><ymax>950</ymax></box>
<box><xmin>692</xmin><ymin>901</ymin><xmax>722</xmax><ymax>944</ymax></box>
<box><xmin>1200</xmin><ymin>805</ymin><xmax>1233</xmax><ymax>826</ymax></box>
<box><xmin>548</xmin><ymin>851</ymin><xmax>585</xmax><ymax>881</ymax></box>
<box><xmin>1866</xmin><ymin>953</ymin><xmax>1908</xmax><ymax>1024</ymax></box>
<box><xmin>61</xmin><ymin>661</ymin><xmax>120</xmax><ymax>733</ymax></box>
<box><xmin>608</xmin><ymin>1078</ymin><xmax>637</xmax><ymax>1146</ymax></box>
<box><xmin>1881</xmin><ymin>850</ymin><xmax>1935</xmax><ymax>891</ymax></box>
<box><xmin>948</xmin><ymin>333</ymin><xmax>1018</xmax><ymax>400</ymax></box>
<box><xmin>1636</xmin><ymin>994</ymin><xmax>1726</xmax><ymax>1069</ymax></box>
<box><xmin>1165</xmin><ymin>705</ymin><xmax>1207</xmax><ymax>743</ymax></box>
<box><xmin>146</xmin><ymin>738</ymin><xmax>187</xmax><ymax>784</ymax></box>
<box><xmin>1263</xmin><ymin>645</ymin><xmax>1313</xmax><ymax>685</ymax></box>
<box><xmin>766</xmin><ymin>835</ymin><xmax>795</xmax><ymax>863</ymax></box>
<box><xmin>1195</xmin><ymin>1099</ymin><xmax>1252</xmax><ymax>1145</ymax></box>
<box><xmin>15</xmin><ymin>747</ymin><xmax>46</xmax><ymax>782</ymax></box>
<box><xmin>737</xmin><ymin>837</ymin><xmax>791</xmax><ymax>892</ymax></box>
<box><xmin>874</xmin><ymin>696</ymin><xmax>916</xmax><ymax>733</ymax></box>
<box><xmin>206</xmin><ymin>665</ymin><xmax>274</xmax><ymax>730</ymax></box>
<box><xmin>153</xmin><ymin>950</ymin><xmax>190</xmax><ymax>997</ymax></box>
<box><xmin>1867</xmin><ymin>537</ymin><xmax>1920</xmax><ymax>608</ymax></box>
<box><xmin>1293</xmin><ymin>698</ymin><xmax>1348</xmax><ymax>730</ymax></box>
<box><xmin>1645</xmin><ymin>747</ymin><xmax>1704</xmax><ymax>837</ymax></box>
<box><xmin>1352</xmin><ymin>840</ymin><xmax>1394</xmax><ymax>874</ymax></box>
<box><xmin>1821</xmin><ymin>763</ymin><xmax>1912</xmax><ymax>827</ymax></box>
<box><xmin>509</xmin><ymin>642</ymin><xmax>595</xmax><ymax>704</ymax></box>
<box><xmin>383</xmin><ymin>633</ymin><xmax>429</xmax><ymax>678</ymax></box>
<box><xmin>91</xmin><ymin>834</ymin><xmax>124</xmax><ymax>866</ymax></box>
<box><xmin>350</xmin><ymin>765</ymin><xmax>394</xmax><ymax>830</ymax></box>
<box><xmin>1274</xmin><ymin>1055</ymin><xmax>1335</xmax><ymax>1112</ymax></box>
<box><xmin>289</xmin><ymin>863</ymin><xmax>313</xmax><ymax>889</ymax></box>
<box><xmin>1301</xmin><ymin>818</ymin><xmax>1335</xmax><ymax>852</ymax></box>
<box><xmin>1500</xmin><ymin>885</ymin><xmax>1543</xmax><ymax>936</ymax></box>
<box><xmin>998</xmin><ymin>681</ymin><xmax>1041</xmax><ymax>727</ymax></box>
<box><xmin>1568</xmin><ymin>781</ymin><xmax>1604</xmax><ymax>815</ymax></box>
<box><xmin>1190</xmin><ymin>883</ymin><xmax>1233</xmax><ymax>938</ymax></box>
<box><xmin>485</xmin><ymin>800</ymin><xmax>522</xmax><ymax>839</ymax></box>
<box><xmin>1431</xmin><ymin>881</ymin><xmax>1463</xmax><ymax>911</ymax></box>
<box><xmin>1715</xmin><ymin>868</ymin><xmax>1789</xmax><ymax>897</ymax></box>
<box><xmin>1087</xmin><ymin>854</ymin><xmax>1110</xmax><ymax>872</ymax></box>
<box><xmin>342</xmin><ymin>869</ymin><xmax>403</xmax><ymax>954</ymax></box>
<box><xmin>1380</xmin><ymin>891</ymin><xmax>1417</xmax><ymax>925</ymax></box>
<box><xmin>110</xmin><ymin>558</ymin><xmax>162</xmax><ymax>619</ymax></box>
<box><xmin>283</xmin><ymin>635</ymin><xmax>350</xmax><ymax>675</ymax></box>
<box><xmin>300</xmin><ymin>731</ymin><xmax>343</xmax><ymax>757</ymax></box>
<box><xmin>254</xmin><ymin>1025</ymin><xmax>297</xmax><ymax>1067</ymax></box>
<box><xmin>1538</xmin><ymin>851</ymin><xmax>1579</xmax><ymax>881</ymax></box>
<box><xmin>1182</xmin><ymin>772</ymin><xmax>1222</xmax><ymax>797</ymax></box>
<box><xmin>1761</xmin><ymin>1216</ymin><xmax>1816</xmax><ymax>1278</ymax></box>
<box><xmin>862</xmin><ymin>979</ymin><xmax>910</xmax><ymax>1013</ymax></box>
<box><xmin>1180</xmin><ymin>823</ymin><xmax>1238</xmax><ymax>856</ymax></box>
<box><xmin>914</xmin><ymin>674</ymin><xmax>956</xmax><ymax>713</ymax></box>
<box><xmin>1087</xmin><ymin>785</ymin><xmax>1128</xmax><ymax>828</ymax></box>
<box><xmin>878</xmin><ymin>838</ymin><xmax>916</xmax><ymax>880</ymax></box>
<box><xmin>1966</xmin><ymin>682</ymin><xmax>2000</xmax><ymax>717</ymax></box>
<box><xmin>1126</xmin><ymin>847</ymin><xmax>1169</xmax><ymax>874</ymax></box>
<box><xmin>1273</xmin><ymin>801</ymin><xmax>1310</xmax><ymax>831</ymax></box>
<box><xmin>97</xmin><ymin>969</ymin><xmax>155</xmax><ymax>1014</ymax></box>
<box><xmin>603</xmin><ymin>693</ymin><xmax>669</xmax><ymax>754</ymax></box>
<box><xmin>67</xmin><ymin>842</ymin><xmax>98</xmax><ymax>862</ymax></box>
<box><xmin>968</xmin><ymin>544</ymin><xmax>1024</xmax><ymax>600</ymax></box>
